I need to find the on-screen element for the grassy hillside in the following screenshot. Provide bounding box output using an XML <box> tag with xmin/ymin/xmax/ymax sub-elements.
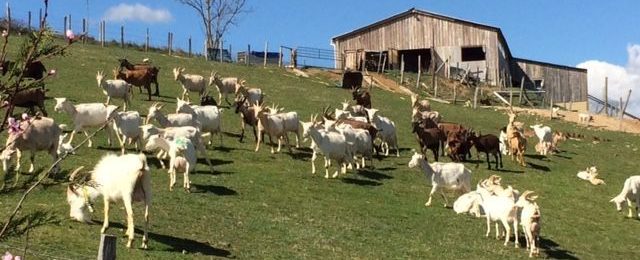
<box><xmin>0</xmin><ymin>39</ymin><xmax>639</xmax><ymax>259</ymax></box>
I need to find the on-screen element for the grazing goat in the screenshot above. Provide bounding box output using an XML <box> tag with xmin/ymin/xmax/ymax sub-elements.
<box><xmin>0</xmin><ymin>116</ymin><xmax>61</xmax><ymax>188</ymax></box>
<box><xmin>302</xmin><ymin>115</ymin><xmax>355</xmax><ymax>178</ymax></box>
<box><xmin>146</xmin><ymin>102</ymin><xmax>198</xmax><ymax>128</ymax></box>
<box><xmin>1</xmin><ymin>87</ymin><xmax>48</xmax><ymax>116</ymax></box>
<box><xmin>412</xmin><ymin>107</ymin><xmax>441</xmax><ymax>123</ymax></box>
<box><xmin>453</xmin><ymin>191</ymin><xmax>483</xmax><ymax>217</ymax></box>
<box><xmin>176</xmin><ymin>98</ymin><xmax>223</xmax><ymax>146</ymax></box>
<box><xmin>578</xmin><ymin>113</ymin><xmax>593</xmax><ymax>125</ymax></box>
<box><xmin>469</xmin><ymin>133</ymin><xmax>503</xmax><ymax>169</ymax></box>
<box><xmin>327</xmin><ymin>121</ymin><xmax>373</xmax><ymax>169</ymax></box>
<box><xmin>235</xmin><ymin>80</ymin><xmax>264</xmax><ymax>106</ymax></box>
<box><xmin>234</xmin><ymin>97</ymin><xmax>259</xmax><ymax>142</ymax></box>
<box><xmin>118</xmin><ymin>58</ymin><xmax>160</xmax><ymax>96</ymax></box>
<box><xmin>66</xmin><ymin>153</ymin><xmax>151</xmax><ymax>249</ymax></box>
<box><xmin>476</xmin><ymin>182</ymin><xmax>519</xmax><ymax>247</ymax></box>
<box><xmin>352</xmin><ymin>87</ymin><xmax>371</xmax><ymax>109</ymax></box>
<box><xmin>210</xmin><ymin>71</ymin><xmax>238</xmax><ymax>105</ymax></box>
<box><xmin>506</xmin><ymin>112</ymin><xmax>526</xmax><ymax>166</ymax></box>
<box><xmin>200</xmin><ymin>91</ymin><xmax>218</xmax><ymax>106</ymax></box>
<box><xmin>173</xmin><ymin>67</ymin><xmax>207</xmax><ymax>102</ymax></box>
<box><xmin>54</xmin><ymin>98</ymin><xmax>117</xmax><ymax>147</ymax></box>
<box><xmin>407</xmin><ymin>152</ymin><xmax>471</xmax><ymax>207</ymax></box>
<box><xmin>530</xmin><ymin>124</ymin><xmax>552</xmax><ymax>156</ymax></box>
<box><xmin>145</xmin><ymin>135</ymin><xmax>196</xmax><ymax>192</ymax></box>
<box><xmin>411</xmin><ymin>93</ymin><xmax>431</xmax><ymax>111</ymax></box>
<box><xmin>610</xmin><ymin>176</ymin><xmax>640</xmax><ymax>218</ymax></box>
<box><xmin>111</xmin><ymin>111</ymin><xmax>143</xmax><ymax>154</ymax></box>
<box><xmin>139</xmin><ymin>124</ymin><xmax>213</xmax><ymax>171</ymax></box>
<box><xmin>515</xmin><ymin>191</ymin><xmax>541</xmax><ymax>257</ymax></box>
<box><xmin>365</xmin><ymin>108</ymin><xmax>399</xmax><ymax>157</ymax></box>
<box><xmin>253</xmin><ymin>104</ymin><xmax>300</xmax><ymax>153</ymax></box>
<box><xmin>97</xmin><ymin>70</ymin><xmax>132</xmax><ymax>111</ymax></box>
<box><xmin>115</xmin><ymin>67</ymin><xmax>154</xmax><ymax>101</ymax></box>
<box><xmin>411</xmin><ymin>120</ymin><xmax>444</xmax><ymax>162</ymax></box>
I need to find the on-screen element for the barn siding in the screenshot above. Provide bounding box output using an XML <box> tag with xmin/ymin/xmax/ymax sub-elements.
<box><xmin>510</xmin><ymin>59</ymin><xmax>588</xmax><ymax>102</ymax></box>
<box><xmin>333</xmin><ymin>12</ymin><xmax>510</xmax><ymax>85</ymax></box>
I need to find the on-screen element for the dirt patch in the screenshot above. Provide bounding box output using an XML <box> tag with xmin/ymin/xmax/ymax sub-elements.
<box><xmin>493</xmin><ymin>106</ymin><xmax>640</xmax><ymax>134</ymax></box>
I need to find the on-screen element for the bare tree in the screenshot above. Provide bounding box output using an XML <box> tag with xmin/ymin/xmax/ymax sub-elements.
<box><xmin>176</xmin><ymin>0</ymin><xmax>247</xmax><ymax>50</ymax></box>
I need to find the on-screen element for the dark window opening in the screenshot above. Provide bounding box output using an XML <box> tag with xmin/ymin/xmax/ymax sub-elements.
<box><xmin>397</xmin><ymin>49</ymin><xmax>431</xmax><ymax>72</ymax></box>
<box><xmin>461</xmin><ymin>47</ymin><xmax>485</xmax><ymax>61</ymax></box>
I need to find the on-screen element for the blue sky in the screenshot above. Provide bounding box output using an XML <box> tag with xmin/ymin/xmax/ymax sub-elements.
<box><xmin>7</xmin><ymin>0</ymin><xmax>640</xmax><ymax>114</ymax></box>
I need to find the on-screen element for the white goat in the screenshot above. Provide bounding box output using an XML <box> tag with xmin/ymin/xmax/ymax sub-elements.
<box><xmin>175</xmin><ymin>98</ymin><xmax>223</xmax><ymax>146</ymax></box>
<box><xmin>365</xmin><ymin>108</ymin><xmax>399</xmax><ymax>157</ymax></box>
<box><xmin>112</xmin><ymin>111</ymin><xmax>143</xmax><ymax>154</ymax></box>
<box><xmin>329</xmin><ymin>122</ymin><xmax>373</xmax><ymax>170</ymax></box>
<box><xmin>173</xmin><ymin>67</ymin><xmax>207</xmax><ymax>101</ymax></box>
<box><xmin>57</xmin><ymin>133</ymin><xmax>74</xmax><ymax>156</ymax></box>
<box><xmin>96</xmin><ymin>70</ymin><xmax>132</xmax><ymax>111</ymax></box>
<box><xmin>66</xmin><ymin>153</ymin><xmax>151</xmax><ymax>249</ymax></box>
<box><xmin>210</xmin><ymin>71</ymin><xmax>238</xmax><ymax>105</ymax></box>
<box><xmin>530</xmin><ymin>124</ymin><xmax>552</xmax><ymax>155</ymax></box>
<box><xmin>476</xmin><ymin>182</ymin><xmax>519</xmax><ymax>247</ymax></box>
<box><xmin>301</xmin><ymin>116</ymin><xmax>354</xmax><ymax>178</ymax></box>
<box><xmin>53</xmin><ymin>98</ymin><xmax>117</xmax><ymax>147</ymax></box>
<box><xmin>412</xmin><ymin>108</ymin><xmax>441</xmax><ymax>123</ymax></box>
<box><xmin>335</xmin><ymin>108</ymin><xmax>368</xmax><ymax>122</ymax></box>
<box><xmin>411</xmin><ymin>93</ymin><xmax>431</xmax><ymax>112</ymax></box>
<box><xmin>253</xmin><ymin>104</ymin><xmax>300</xmax><ymax>153</ymax></box>
<box><xmin>499</xmin><ymin>128</ymin><xmax>508</xmax><ymax>155</ymax></box>
<box><xmin>0</xmin><ymin>117</ymin><xmax>61</xmax><ymax>188</ymax></box>
<box><xmin>610</xmin><ymin>175</ymin><xmax>640</xmax><ymax>218</ymax></box>
<box><xmin>235</xmin><ymin>80</ymin><xmax>264</xmax><ymax>105</ymax></box>
<box><xmin>453</xmin><ymin>191</ymin><xmax>482</xmax><ymax>217</ymax></box>
<box><xmin>139</xmin><ymin>124</ymin><xmax>213</xmax><ymax>172</ymax></box>
<box><xmin>145</xmin><ymin>135</ymin><xmax>196</xmax><ymax>192</ymax></box>
<box><xmin>145</xmin><ymin>102</ymin><xmax>198</xmax><ymax>128</ymax></box>
<box><xmin>515</xmin><ymin>191</ymin><xmax>541</xmax><ymax>257</ymax></box>
<box><xmin>578</xmin><ymin>113</ymin><xmax>593</xmax><ymax>125</ymax></box>
<box><xmin>407</xmin><ymin>152</ymin><xmax>471</xmax><ymax>207</ymax></box>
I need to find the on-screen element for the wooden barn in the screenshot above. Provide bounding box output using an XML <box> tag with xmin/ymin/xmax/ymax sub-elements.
<box><xmin>331</xmin><ymin>8</ymin><xmax>588</xmax><ymax>107</ymax></box>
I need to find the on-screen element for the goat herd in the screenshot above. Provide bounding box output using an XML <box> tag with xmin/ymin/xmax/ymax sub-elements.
<box><xmin>0</xmin><ymin>59</ymin><xmax>637</xmax><ymax>257</ymax></box>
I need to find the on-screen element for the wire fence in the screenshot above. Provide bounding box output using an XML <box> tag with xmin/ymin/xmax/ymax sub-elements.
<box><xmin>1</xmin><ymin>241</ymin><xmax>94</xmax><ymax>260</ymax></box>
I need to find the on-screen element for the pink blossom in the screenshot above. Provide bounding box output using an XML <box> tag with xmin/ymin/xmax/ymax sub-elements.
<box><xmin>1</xmin><ymin>30</ymin><xmax>7</xmax><ymax>38</ymax></box>
<box><xmin>21</xmin><ymin>113</ymin><xmax>29</xmax><ymax>120</ymax></box>
<box><xmin>3</xmin><ymin>251</ymin><xmax>20</xmax><ymax>260</ymax></box>
<box><xmin>48</xmin><ymin>69</ymin><xmax>56</xmax><ymax>76</ymax></box>
<box><xmin>65</xmin><ymin>29</ymin><xmax>75</xmax><ymax>40</ymax></box>
<box><xmin>7</xmin><ymin>117</ymin><xmax>21</xmax><ymax>135</ymax></box>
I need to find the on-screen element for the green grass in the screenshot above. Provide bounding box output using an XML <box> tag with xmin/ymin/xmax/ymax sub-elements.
<box><xmin>1</xmin><ymin>39</ymin><xmax>640</xmax><ymax>259</ymax></box>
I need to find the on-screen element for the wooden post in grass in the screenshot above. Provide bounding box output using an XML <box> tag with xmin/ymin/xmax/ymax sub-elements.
<box><xmin>167</xmin><ymin>32</ymin><xmax>172</xmax><ymax>55</ymax></box>
<box><xmin>263</xmin><ymin>41</ymin><xmax>268</xmax><ymax>67</ymax></box>
<box><xmin>68</xmin><ymin>15</ymin><xmax>72</xmax><ymax>30</ymax></box>
<box><xmin>145</xmin><ymin>28</ymin><xmax>149</xmax><ymax>52</ymax></box>
<box><xmin>473</xmin><ymin>86</ymin><xmax>479</xmax><ymax>109</ymax></box>
<box><xmin>381</xmin><ymin>54</ymin><xmax>387</xmax><ymax>74</ymax></box>
<box><xmin>219</xmin><ymin>40</ymin><xmax>224</xmax><ymax>62</ymax></box>
<box><xmin>377</xmin><ymin>51</ymin><xmax>383</xmax><ymax>73</ymax></box>
<box><xmin>604</xmin><ymin>77</ymin><xmax>608</xmax><ymax>116</ymax></box>
<box><xmin>278</xmin><ymin>46</ymin><xmax>282</xmax><ymax>67</ymax></box>
<box><xmin>519</xmin><ymin>76</ymin><xmax>525</xmax><ymax>105</ymax></box>
<box><xmin>63</xmin><ymin>16</ymin><xmax>67</xmax><ymax>34</ymax></box>
<box><xmin>229</xmin><ymin>44</ymin><xmax>232</xmax><ymax>62</ymax></box>
<box><xmin>27</xmin><ymin>11</ymin><xmax>31</xmax><ymax>31</ymax></box>
<box><xmin>621</xmin><ymin>89</ymin><xmax>632</xmax><ymax>120</ymax></box>
<box><xmin>399</xmin><ymin>54</ymin><xmax>404</xmax><ymax>84</ymax></box>
<box><xmin>416</xmin><ymin>55</ymin><xmax>421</xmax><ymax>89</ymax></box>
<box><xmin>97</xmin><ymin>234</ymin><xmax>116</xmax><ymax>260</ymax></box>
<box><xmin>453</xmin><ymin>83</ymin><xmax>457</xmax><ymax>105</ymax></box>
<box><xmin>120</xmin><ymin>25</ymin><xmax>124</xmax><ymax>48</ymax></box>
<box><xmin>39</xmin><ymin>8</ymin><xmax>42</xmax><ymax>29</ymax></box>
<box><xmin>82</xmin><ymin>18</ymin><xmax>86</xmax><ymax>44</ymax></box>
<box><xmin>509</xmin><ymin>88</ymin><xmax>513</xmax><ymax>107</ymax></box>
<box><xmin>246</xmin><ymin>44</ymin><xmax>250</xmax><ymax>65</ymax></box>
<box><xmin>188</xmin><ymin>36</ymin><xmax>192</xmax><ymax>57</ymax></box>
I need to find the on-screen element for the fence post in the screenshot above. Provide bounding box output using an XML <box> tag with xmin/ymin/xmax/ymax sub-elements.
<box><xmin>101</xmin><ymin>21</ymin><xmax>106</xmax><ymax>47</ymax></box>
<box><xmin>621</xmin><ymin>89</ymin><xmax>632</xmax><ymax>120</ymax></box>
<box><xmin>97</xmin><ymin>234</ymin><xmax>116</xmax><ymax>260</ymax></box>
<box><xmin>246</xmin><ymin>44</ymin><xmax>250</xmax><ymax>65</ymax></box>
<box><xmin>220</xmin><ymin>40</ymin><xmax>223</xmax><ymax>62</ymax></box>
<box><xmin>416</xmin><ymin>55</ymin><xmax>421</xmax><ymax>89</ymax></box>
<box><xmin>263</xmin><ymin>41</ymin><xmax>268</xmax><ymax>67</ymax></box>
<box><xmin>27</xmin><ymin>11</ymin><xmax>31</xmax><ymax>31</ymax></box>
<box><xmin>63</xmin><ymin>16</ymin><xmax>67</xmax><ymax>34</ymax></box>
<box><xmin>519</xmin><ymin>76</ymin><xmax>525</xmax><ymax>105</ymax></box>
<box><xmin>229</xmin><ymin>44</ymin><xmax>233</xmax><ymax>62</ymax></box>
<box><xmin>473</xmin><ymin>86</ymin><xmax>479</xmax><ymax>109</ymax></box>
<box><xmin>399</xmin><ymin>54</ymin><xmax>404</xmax><ymax>84</ymax></box>
<box><xmin>82</xmin><ymin>18</ymin><xmax>86</xmax><ymax>44</ymax></box>
<box><xmin>188</xmin><ymin>36</ymin><xmax>192</xmax><ymax>57</ymax></box>
<box><xmin>167</xmin><ymin>32</ymin><xmax>172</xmax><ymax>55</ymax></box>
<box><xmin>120</xmin><ymin>25</ymin><xmax>124</xmax><ymax>48</ymax></box>
<box><xmin>278</xmin><ymin>46</ymin><xmax>282</xmax><ymax>67</ymax></box>
<box><xmin>38</xmin><ymin>8</ymin><xmax>42</xmax><ymax>29</ymax></box>
<box><xmin>68</xmin><ymin>15</ymin><xmax>71</xmax><ymax>30</ymax></box>
<box><xmin>604</xmin><ymin>77</ymin><xmax>608</xmax><ymax>116</ymax></box>
<box><xmin>145</xmin><ymin>28</ymin><xmax>149</xmax><ymax>52</ymax></box>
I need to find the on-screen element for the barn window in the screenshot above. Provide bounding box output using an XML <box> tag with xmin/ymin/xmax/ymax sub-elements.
<box><xmin>461</xmin><ymin>46</ymin><xmax>485</xmax><ymax>61</ymax></box>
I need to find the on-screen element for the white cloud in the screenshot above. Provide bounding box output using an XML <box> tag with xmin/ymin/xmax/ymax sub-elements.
<box><xmin>104</xmin><ymin>3</ymin><xmax>172</xmax><ymax>23</ymax></box>
<box><xmin>577</xmin><ymin>44</ymin><xmax>640</xmax><ymax>116</ymax></box>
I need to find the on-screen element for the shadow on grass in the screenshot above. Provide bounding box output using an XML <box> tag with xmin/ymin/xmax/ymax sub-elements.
<box><xmin>191</xmin><ymin>184</ymin><xmax>238</xmax><ymax>195</ymax></box>
<box><xmin>341</xmin><ymin>177</ymin><xmax>381</xmax><ymax>186</ymax></box>
<box><xmin>527</xmin><ymin>162</ymin><xmax>551</xmax><ymax>172</ymax></box>
<box><xmin>539</xmin><ymin>236</ymin><xmax>579</xmax><ymax>259</ymax></box>
<box><xmin>553</xmin><ymin>154</ymin><xmax>572</xmax><ymax>160</ymax></box>
<box><xmin>524</xmin><ymin>154</ymin><xmax>547</xmax><ymax>161</ymax></box>
<box><xmin>109</xmin><ymin>223</ymin><xmax>233</xmax><ymax>257</ymax></box>
<box><xmin>212</xmin><ymin>146</ymin><xmax>235</xmax><ymax>153</ymax></box>
<box><xmin>376</xmin><ymin>167</ymin><xmax>397</xmax><ymax>171</ymax></box>
<box><xmin>495</xmin><ymin>168</ymin><xmax>525</xmax><ymax>174</ymax></box>
<box><xmin>3</xmin><ymin>210</ymin><xmax>60</xmax><ymax>238</ymax></box>
<box><xmin>357</xmin><ymin>169</ymin><xmax>393</xmax><ymax>181</ymax></box>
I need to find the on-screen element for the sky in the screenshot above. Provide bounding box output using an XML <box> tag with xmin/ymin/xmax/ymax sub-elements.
<box><xmin>6</xmin><ymin>0</ymin><xmax>640</xmax><ymax>115</ymax></box>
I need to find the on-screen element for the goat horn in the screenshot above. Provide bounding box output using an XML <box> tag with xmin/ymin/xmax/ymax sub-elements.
<box><xmin>68</xmin><ymin>166</ymin><xmax>85</xmax><ymax>182</ymax></box>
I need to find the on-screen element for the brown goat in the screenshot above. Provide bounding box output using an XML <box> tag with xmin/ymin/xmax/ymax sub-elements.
<box><xmin>468</xmin><ymin>132</ymin><xmax>502</xmax><ymax>169</ymax></box>
<box><xmin>351</xmin><ymin>87</ymin><xmax>371</xmax><ymax>109</ymax></box>
<box><xmin>118</xmin><ymin>58</ymin><xmax>160</xmax><ymax>96</ymax></box>
<box><xmin>234</xmin><ymin>97</ymin><xmax>260</xmax><ymax>142</ymax></box>
<box><xmin>1</xmin><ymin>88</ymin><xmax>48</xmax><ymax>116</ymax></box>
<box><xmin>412</xmin><ymin>120</ymin><xmax>445</xmax><ymax>161</ymax></box>
<box><xmin>115</xmin><ymin>68</ymin><xmax>153</xmax><ymax>100</ymax></box>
